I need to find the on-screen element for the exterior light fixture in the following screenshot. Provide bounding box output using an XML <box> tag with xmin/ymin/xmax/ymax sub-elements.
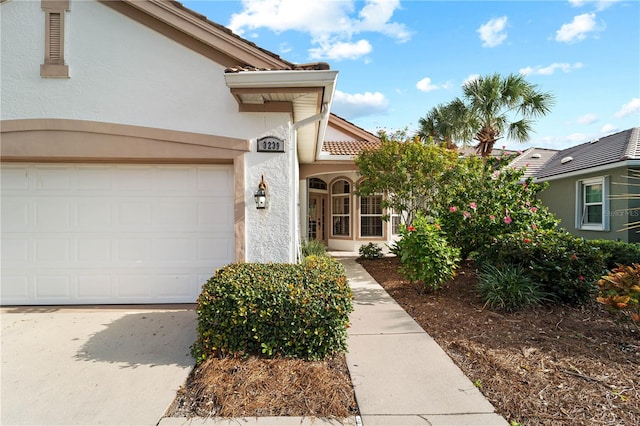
<box><xmin>254</xmin><ymin>175</ymin><xmax>267</xmax><ymax>209</ymax></box>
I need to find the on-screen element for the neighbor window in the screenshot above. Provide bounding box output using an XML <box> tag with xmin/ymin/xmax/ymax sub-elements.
<box><xmin>331</xmin><ymin>180</ymin><xmax>351</xmax><ymax>237</ymax></box>
<box><xmin>360</xmin><ymin>195</ymin><xmax>383</xmax><ymax>237</ymax></box>
<box><xmin>576</xmin><ymin>176</ymin><xmax>609</xmax><ymax>231</ymax></box>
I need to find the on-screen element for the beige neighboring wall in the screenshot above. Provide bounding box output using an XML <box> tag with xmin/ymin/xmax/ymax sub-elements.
<box><xmin>1</xmin><ymin>118</ymin><xmax>249</xmax><ymax>262</ymax></box>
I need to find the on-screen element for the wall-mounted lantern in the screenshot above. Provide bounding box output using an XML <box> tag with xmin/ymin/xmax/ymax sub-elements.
<box><xmin>254</xmin><ymin>175</ymin><xmax>267</xmax><ymax>209</ymax></box>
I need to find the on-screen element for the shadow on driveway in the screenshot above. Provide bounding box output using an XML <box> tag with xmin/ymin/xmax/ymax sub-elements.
<box><xmin>75</xmin><ymin>310</ymin><xmax>197</xmax><ymax>368</ymax></box>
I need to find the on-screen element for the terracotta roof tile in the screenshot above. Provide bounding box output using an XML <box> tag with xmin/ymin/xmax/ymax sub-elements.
<box><xmin>322</xmin><ymin>140</ymin><xmax>381</xmax><ymax>156</ymax></box>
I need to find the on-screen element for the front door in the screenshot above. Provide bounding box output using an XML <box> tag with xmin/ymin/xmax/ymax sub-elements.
<box><xmin>308</xmin><ymin>194</ymin><xmax>327</xmax><ymax>243</ymax></box>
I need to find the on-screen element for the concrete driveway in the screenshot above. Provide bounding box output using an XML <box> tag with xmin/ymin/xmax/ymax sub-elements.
<box><xmin>1</xmin><ymin>305</ymin><xmax>197</xmax><ymax>425</ymax></box>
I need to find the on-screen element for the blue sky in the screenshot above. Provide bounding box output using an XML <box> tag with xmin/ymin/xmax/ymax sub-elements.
<box><xmin>183</xmin><ymin>0</ymin><xmax>640</xmax><ymax>150</ymax></box>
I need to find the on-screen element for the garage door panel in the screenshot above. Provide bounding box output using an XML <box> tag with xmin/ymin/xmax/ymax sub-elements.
<box><xmin>35</xmin><ymin>276</ymin><xmax>71</xmax><ymax>299</ymax></box>
<box><xmin>1</xmin><ymin>163</ymin><xmax>234</xmax><ymax>305</ymax></box>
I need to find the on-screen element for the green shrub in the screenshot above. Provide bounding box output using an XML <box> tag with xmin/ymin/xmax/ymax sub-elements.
<box><xmin>191</xmin><ymin>256</ymin><xmax>352</xmax><ymax>362</ymax></box>
<box><xmin>393</xmin><ymin>214</ymin><xmax>460</xmax><ymax>292</ymax></box>
<box><xmin>437</xmin><ymin>154</ymin><xmax>558</xmax><ymax>259</ymax></box>
<box><xmin>597</xmin><ymin>263</ymin><xmax>640</xmax><ymax>329</ymax></box>
<box><xmin>589</xmin><ymin>240</ymin><xmax>640</xmax><ymax>270</ymax></box>
<box><xmin>359</xmin><ymin>242</ymin><xmax>383</xmax><ymax>259</ymax></box>
<box><xmin>478</xmin><ymin>229</ymin><xmax>605</xmax><ymax>304</ymax></box>
<box><xmin>477</xmin><ymin>264</ymin><xmax>546</xmax><ymax>312</ymax></box>
<box><xmin>301</xmin><ymin>239</ymin><xmax>327</xmax><ymax>258</ymax></box>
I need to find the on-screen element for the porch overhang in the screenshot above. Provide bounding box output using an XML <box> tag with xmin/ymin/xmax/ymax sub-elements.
<box><xmin>224</xmin><ymin>69</ymin><xmax>338</xmax><ymax>164</ymax></box>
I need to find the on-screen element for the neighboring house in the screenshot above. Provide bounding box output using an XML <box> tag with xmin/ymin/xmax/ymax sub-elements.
<box><xmin>532</xmin><ymin>128</ymin><xmax>640</xmax><ymax>243</ymax></box>
<box><xmin>509</xmin><ymin>147</ymin><xmax>559</xmax><ymax>180</ymax></box>
<box><xmin>0</xmin><ymin>0</ymin><xmax>381</xmax><ymax>305</ymax></box>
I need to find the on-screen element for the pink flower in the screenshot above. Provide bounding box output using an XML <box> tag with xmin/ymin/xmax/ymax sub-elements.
<box><xmin>502</xmin><ymin>145</ymin><xmax>506</xmax><ymax>150</ymax></box>
<box><xmin>407</xmin><ymin>225</ymin><xmax>416</xmax><ymax>232</ymax></box>
<box><xmin>571</xmin><ymin>254</ymin><xmax>578</xmax><ymax>260</ymax></box>
<box><xmin>578</xmin><ymin>275</ymin><xmax>585</xmax><ymax>282</ymax></box>
<box><xmin>523</xmin><ymin>238</ymin><xmax>532</xmax><ymax>244</ymax></box>
<box><xmin>489</xmin><ymin>215</ymin><xmax>496</xmax><ymax>221</ymax></box>
<box><xmin>522</xmin><ymin>182</ymin><xmax>528</xmax><ymax>188</ymax></box>
<box><xmin>449</xmin><ymin>206</ymin><xmax>457</xmax><ymax>213</ymax></box>
<box><xmin>463</xmin><ymin>211</ymin><xmax>471</xmax><ymax>218</ymax></box>
<box><xmin>530</xmin><ymin>207</ymin><xmax>538</xmax><ymax>213</ymax></box>
<box><xmin>504</xmin><ymin>216</ymin><xmax>512</xmax><ymax>224</ymax></box>
<box><xmin>518</xmin><ymin>150</ymin><xmax>523</xmax><ymax>155</ymax></box>
<box><xmin>470</xmin><ymin>202</ymin><xmax>477</xmax><ymax>210</ymax></box>
<box><xmin>532</xmin><ymin>223</ymin><xmax>538</xmax><ymax>230</ymax></box>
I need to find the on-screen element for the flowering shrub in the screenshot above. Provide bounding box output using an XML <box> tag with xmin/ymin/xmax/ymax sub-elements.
<box><xmin>392</xmin><ymin>214</ymin><xmax>460</xmax><ymax>292</ymax></box>
<box><xmin>478</xmin><ymin>229</ymin><xmax>605</xmax><ymax>304</ymax></box>
<box><xmin>597</xmin><ymin>263</ymin><xmax>640</xmax><ymax>329</ymax></box>
<box><xmin>437</xmin><ymin>154</ymin><xmax>558</xmax><ymax>258</ymax></box>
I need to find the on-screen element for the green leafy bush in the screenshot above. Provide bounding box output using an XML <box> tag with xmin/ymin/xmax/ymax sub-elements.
<box><xmin>437</xmin><ymin>154</ymin><xmax>558</xmax><ymax>259</ymax></box>
<box><xmin>589</xmin><ymin>240</ymin><xmax>640</xmax><ymax>270</ymax></box>
<box><xmin>301</xmin><ymin>239</ymin><xmax>327</xmax><ymax>258</ymax></box>
<box><xmin>393</xmin><ymin>214</ymin><xmax>460</xmax><ymax>292</ymax></box>
<box><xmin>359</xmin><ymin>242</ymin><xmax>383</xmax><ymax>259</ymax></box>
<box><xmin>478</xmin><ymin>229</ymin><xmax>605</xmax><ymax>304</ymax></box>
<box><xmin>191</xmin><ymin>256</ymin><xmax>352</xmax><ymax>362</ymax></box>
<box><xmin>597</xmin><ymin>263</ymin><xmax>640</xmax><ymax>329</ymax></box>
<box><xmin>477</xmin><ymin>264</ymin><xmax>546</xmax><ymax>312</ymax></box>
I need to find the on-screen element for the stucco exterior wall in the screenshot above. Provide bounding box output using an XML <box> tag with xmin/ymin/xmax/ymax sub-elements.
<box><xmin>537</xmin><ymin>166</ymin><xmax>640</xmax><ymax>243</ymax></box>
<box><xmin>1</xmin><ymin>0</ymin><xmax>297</xmax><ymax>263</ymax></box>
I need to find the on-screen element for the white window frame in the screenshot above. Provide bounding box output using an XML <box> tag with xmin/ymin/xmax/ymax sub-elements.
<box><xmin>575</xmin><ymin>176</ymin><xmax>609</xmax><ymax>231</ymax></box>
<box><xmin>359</xmin><ymin>194</ymin><xmax>384</xmax><ymax>238</ymax></box>
<box><xmin>331</xmin><ymin>179</ymin><xmax>351</xmax><ymax>238</ymax></box>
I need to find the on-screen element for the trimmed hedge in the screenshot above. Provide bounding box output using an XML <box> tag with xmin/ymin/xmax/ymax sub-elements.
<box><xmin>191</xmin><ymin>256</ymin><xmax>352</xmax><ymax>362</ymax></box>
<box><xmin>478</xmin><ymin>229</ymin><xmax>605</xmax><ymax>304</ymax></box>
<box><xmin>589</xmin><ymin>239</ymin><xmax>640</xmax><ymax>270</ymax></box>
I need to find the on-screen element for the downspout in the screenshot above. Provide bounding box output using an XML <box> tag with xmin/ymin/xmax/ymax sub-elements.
<box><xmin>290</xmin><ymin>103</ymin><xmax>330</xmax><ymax>262</ymax></box>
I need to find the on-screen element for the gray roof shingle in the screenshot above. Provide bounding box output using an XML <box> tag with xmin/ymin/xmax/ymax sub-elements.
<box><xmin>535</xmin><ymin>128</ymin><xmax>640</xmax><ymax>179</ymax></box>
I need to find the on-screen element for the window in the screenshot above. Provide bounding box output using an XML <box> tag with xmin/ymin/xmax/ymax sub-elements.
<box><xmin>360</xmin><ymin>195</ymin><xmax>383</xmax><ymax>237</ymax></box>
<box><xmin>41</xmin><ymin>0</ymin><xmax>69</xmax><ymax>78</ymax></box>
<box><xmin>576</xmin><ymin>176</ymin><xmax>609</xmax><ymax>231</ymax></box>
<box><xmin>391</xmin><ymin>211</ymin><xmax>402</xmax><ymax>235</ymax></box>
<box><xmin>331</xmin><ymin>180</ymin><xmax>350</xmax><ymax>237</ymax></box>
<box><xmin>309</xmin><ymin>178</ymin><xmax>327</xmax><ymax>191</ymax></box>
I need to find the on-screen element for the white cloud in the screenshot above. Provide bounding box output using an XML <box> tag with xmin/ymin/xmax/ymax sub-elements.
<box><xmin>309</xmin><ymin>39</ymin><xmax>372</xmax><ymax>61</ymax></box>
<box><xmin>519</xmin><ymin>62</ymin><xmax>584</xmax><ymax>76</ymax></box>
<box><xmin>477</xmin><ymin>16</ymin><xmax>508</xmax><ymax>48</ymax></box>
<box><xmin>569</xmin><ymin>0</ymin><xmax>621</xmax><ymax>11</ymax></box>
<box><xmin>566</xmin><ymin>132</ymin><xmax>590</xmax><ymax>143</ymax></box>
<box><xmin>576</xmin><ymin>113</ymin><xmax>598</xmax><ymax>124</ymax></box>
<box><xmin>463</xmin><ymin>74</ymin><xmax>480</xmax><ymax>86</ymax></box>
<box><xmin>601</xmin><ymin>123</ymin><xmax>618</xmax><ymax>134</ymax></box>
<box><xmin>332</xmin><ymin>89</ymin><xmax>390</xmax><ymax>119</ymax></box>
<box><xmin>228</xmin><ymin>0</ymin><xmax>410</xmax><ymax>61</ymax></box>
<box><xmin>416</xmin><ymin>77</ymin><xmax>451</xmax><ymax>93</ymax></box>
<box><xmin>555</xmin><ymin>13</ymin><xmax>602</xmax><ymax>43</ymax></box>
<box><xmin>614</xmin><ymin>98</ymin><xmax>640</xmax><ymax>118</ymax></box>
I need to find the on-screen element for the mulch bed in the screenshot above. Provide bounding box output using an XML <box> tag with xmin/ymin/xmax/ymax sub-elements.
<box><xmin>165</xmin><ymin>354</ymin><xmax>358</xmax><ymax>419</ymax></box>
<box><xmin>359</xmin><ymin>256</ymin><xmax>640</xmax><ymax>426</ymax></box>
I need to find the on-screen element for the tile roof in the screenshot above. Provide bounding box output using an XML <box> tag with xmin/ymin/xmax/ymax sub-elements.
<box><xmin>225</xmin><ymin>63</ymin><xmax>331</xmax><ymax>73</ymax></box>
<box><xmin>536</xmin><ymin>128</ymin><xmax>640</xmax><ymax>179</ymax></box>
<box><xmin>457</xmin><ymin>146</ymin><xmax>518</xmax><ymax>158</ymax></box>
<box><xmin>509</xmin><ymin>147</ymin><xmax>559</xmax><ymax>179</ymax></box>
<box><xmin>322</xmin><ymin>140</ymin><xmax>381</xmax><ymax>156</ymax></box>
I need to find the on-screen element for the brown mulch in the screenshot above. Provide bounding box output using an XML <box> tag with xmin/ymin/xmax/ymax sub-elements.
<box><xmin>165</xmin><ymin>354</ymin><xmax>358</xmax><ymax>419</ymax></box>
<box><xmin>359</xmin><ymin>256</ymin><xmax>640</xmax><ymax>426</ymax></box>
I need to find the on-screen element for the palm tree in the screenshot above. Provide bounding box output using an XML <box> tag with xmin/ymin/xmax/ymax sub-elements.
<box><xmin>420</xmin><ymin>73</ymin><xmax>555</xmax><ymax>157</ymax></box>
<box><xmin>417</xmin><ymin>99</ymin><xmax>469</xmax><ymax>149</ymax></box>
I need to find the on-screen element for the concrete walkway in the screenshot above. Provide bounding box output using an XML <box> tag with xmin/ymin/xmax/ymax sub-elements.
<box><xmin>162</xmin><ymin>255</ymin><xmax>508</xmax><ymax>425</ymax></box>
<box><xmin>338</xmin><ymin>256</ymin><xmax>507</xmax><ymax>426</ymax></box>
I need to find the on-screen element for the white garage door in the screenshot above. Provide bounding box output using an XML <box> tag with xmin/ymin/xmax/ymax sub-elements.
<box><xmin>1</xmin><ymin>163</ymin><xmax>234</xmax><ymax>305</ymax></box>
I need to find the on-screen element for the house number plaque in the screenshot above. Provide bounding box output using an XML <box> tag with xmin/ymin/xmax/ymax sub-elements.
<box><xmin>257</xmin><ymin>136</ymin><xmax>285</xmax><ymax>153</ymax></box>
